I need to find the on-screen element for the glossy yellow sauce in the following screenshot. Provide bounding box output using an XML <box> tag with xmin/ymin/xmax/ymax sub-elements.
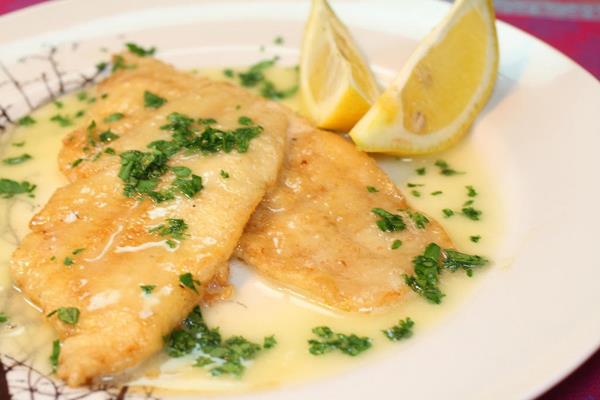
<box><xmin>0</xmin><ymin>66</ymin><xmax>502</xmax><ymax>394</ymax></box>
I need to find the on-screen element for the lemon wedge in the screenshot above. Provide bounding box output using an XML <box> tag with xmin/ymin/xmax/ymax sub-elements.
<box><xmin>300</xmin><ymin>0</ymin><xmax>380</xmax><ymax>131</ymax></box>
<box><xmin>350</xmin><ymin>0</ymin><xmax>499</xmax><ymax>155</ymax></box>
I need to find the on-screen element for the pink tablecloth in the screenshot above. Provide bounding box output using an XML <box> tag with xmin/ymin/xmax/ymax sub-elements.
<box><xmin>1</xmin><ymin>0</ymin><xmax>599</xmax><ymax>399</ymax></box>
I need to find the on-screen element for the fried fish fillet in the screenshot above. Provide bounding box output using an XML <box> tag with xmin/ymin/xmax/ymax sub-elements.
<box><xmin>236</xmin><ymin>116</ymin><xmax>453</xmax><ymax>312</ymax></box>
<box><xmin>11</xmin><ymin>64</ymin><xmax>287</xmax><ymax>386</ymax></box>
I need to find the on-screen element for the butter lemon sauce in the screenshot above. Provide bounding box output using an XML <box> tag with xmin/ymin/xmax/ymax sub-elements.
<box><xmin>0</xmin><ymin>65</ymin><xmax>502</xmax><ymax>393</ymax></box>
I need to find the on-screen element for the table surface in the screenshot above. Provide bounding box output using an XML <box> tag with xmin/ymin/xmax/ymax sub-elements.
<box><xmin>1</xmin><ymin>1</ymin><xmax>599</xmax><ymax>399</ymax></box>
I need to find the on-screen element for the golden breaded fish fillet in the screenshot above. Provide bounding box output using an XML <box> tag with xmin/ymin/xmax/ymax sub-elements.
<box><xmin>236</xmin><ymin>116</ymin><xmax>453</xmax><ymax>312</ymax></box>
<box><xmin>11</xmin><ymin>62</ymin><xmax>287</xmax><ymax>386</ymax></box>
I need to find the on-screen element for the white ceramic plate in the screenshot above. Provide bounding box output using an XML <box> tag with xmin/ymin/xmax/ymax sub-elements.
<box><xmin>1</xmin><ymin>1</ymin><xmax>599</xmax><ymax>399</ymax></box>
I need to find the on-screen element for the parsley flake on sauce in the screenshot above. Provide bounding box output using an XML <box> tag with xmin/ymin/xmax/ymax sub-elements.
<box><xmin>466</xmin><ymin>185</ymin><xmax>478</xmax><ymax>197</ymax></box>
<box><xmin>434</xmin><ymin>160</ymin><xmax>463</xmax><ymax>176</ymax></box>
<box><xmin>164</xmin><ymin>306</ymin><xmax>273</xmax><ymax>377</ymax></box>
<box><xmin>0</xmin><ymin>178</ymin><xmax>36</xmax><ymax>199</ymax></box>
<box><xmin>372</xmin><ymin>208</ymin><xmax>406</xmax><ymax>232</ymax></box>
<box><xmin>431</xmin><ymin>190</ymin><xmax>443</xmax><ymax>196</ymax></box>
<box><xmin>179</xmin><ymin>272</ymin><xmax>200</xmax><ymax>293</ymax></box>
<box><xmin>50</xmin><ymin>340</ymin><xmax>61</xmax><ymax>372</ymax></box>
<box><xmin>415</xmin><ymin>167</ymin><xmax>426</xmax><ymax>176</ymax></box>
<box><xmin>366</xmin><ymin>186</ymin><xmax>378</xmax><ymax>193</ymax></box>
<box><xmin>144</xmin><ymin>91</ymin><xmax>167</xmax><ymax>109</ymax></box>
<box><xmin>308</xmin><ymin>326</ymin><xmax>372</xmax><ymax>357</ymax></box>
<box><xmin>50</xmin><ymin>114</ymin><xmax>73</xmax><ymax>127</ymax></box>
<box><xmin>126</xmin><ymin>42</ymin><xmax>156</xmax><ymax>57</ymax></box>
<box><xmin>220</xmin><ymin>170</ymin><xmax>230</xmax><ymax>179</ymax></box>
<box><xmin>63</xmin><ymin>257</ymin><xmax>74</xmax><ymax>266</ymax></box>
<box><xmin>2</xmin><ymin>153</ymin><xmax>32</xmax><ymax>165</ymax></box>
<box><xmin>442</xmin><ymin>208</ymin><xmax>454</xmax><ymax>218</ymax></box>
<box><xmin>47</xmin><ymin>307</ymin><xmax>80</xmax><ymax>325</ymax></box>
<box><xmin>0</xmin><ymin>313</ymin><xmax>8</xmax><ymax>323</ymax></box>
<box><xmin>404</xmin><ymin>243</ymin><xmax>488</xmax><ymax>302</ymax></box>
<box><xmin>382</xmin><ymin>318</ymin><xmax>414</xmax><ymax>341</ymax></box>
<box><xmin>391</xmin><ymin>239</ymin><xmax>402</xmax><ymax>250</ymax></box>
<box><xmin>462</xmin><ymin>206</ymin><xmax>482</xmax><ymax>221</ymax></box>
<box><xmin>263</xmin><ymin>335</ymin><xmax>277</xmax><ymax>349</ymax></box>
<box><xmin>470</xmin><ymin>235</ymin><xmax>481</xmax><ymax>243</ymax></box>
<box><xmin>17</xmin><ymin>115</ymin><xmax>36</xmax><ymax>126</ymax></box>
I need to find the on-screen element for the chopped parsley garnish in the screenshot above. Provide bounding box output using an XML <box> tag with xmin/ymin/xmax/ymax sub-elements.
<box><xmin>126</xmin><ymin>42</ymin><xmax>156</xmax><ymax>57</ymax></box>
<box><xmin>223</xmin><ymin>68</ymin><xmax>234</xmax><ymax>78</ymax></box>
<box><xmin>12</xmin><ymin>141</ymin><xmax>25</xmax><ymax>147</ymax></box>
<box><xmin>53</xmin><ymin>100</ymin><xmax>63</xmax><ymax>109</ymax></box>
<box><xmin>470</xmin><ymin>235</ymin><xmax>481</xmax><ymax>243</ymax></box>
<box><xmin>431</xmin><ymin>191</ymin><xmax>443</xmax><ymax>196</ymax></box>
<box><xmin>238</xmin><ymin>58</ymin><xmax>278</xmax><ymax>87</ymax></box>
<box><xmin>220</xmin><ymin>170</ymin><xmax>230</xmax><ymax>179</ymax></box>
<box><xmin>442</xmin><ymin>208</ymin><xmax>454</xmax><ymax>218</ymax></box>
<box><xmin>404</xmin><ymin>243</ymin><xmax>445</xmax><ymax>304</ymax></box>
<box><xmin>372</xmin><ymin>208</ymin><xmax>406</xmax><ymax>232</ymax></box>
<box><xmin>2</xmin><ymin>153</ymin><xmax>31</xmax><ymax>165</ymax></box>
<box><xmin>144</xmin><ymin>91</ymin><xmax>167</xmax><ymax>109</ymax></box>
<box><xmin>308</xmin><ymin>326</ymin><xmax>372</xmax><ymax>356</ymax></box>
<box><xmin>99</xmin><ymin>130</ymin><xmax>120</xmax><ymax>143</ymax></box>
<box><xmin>75</xmin><ymin>110</ymin><xmax>85</xmax><ymax>118</ymax></box>
<box><xmin>263</xmin><ymin>335</ymin><xmax>277</xmax><ymax>349</ymax></box>
<box><xmin>104</xmin><ymin>112</ymin><xmax>125</xmax><ymax>123</ymax></box>
<box><xmin>118</xmin><ymin>112</ymin><xmax>261</xmax><ymax>201</ymax></box>
<box><xmin>63</xmin><ymin>257</ymin><xmax>74</xmax><ymax>266</ymax></box>
<box><xmin>366</xmin><ymin>186</ymin><xmax>378</xmax><ymax>193</ymax></box>
<box><xmin>47</xmin><ymin>307</ymin><xmax>80</xmax><ymax>325</ymax></box>
<box><xmin>0</xmin><ymin>178</ymin><xmax>36</xmax><ymax>198</ymax></box>
<box><xmin>434</xmin><ymin>160</ymin><xmax>463</xmax><ymax>176</ymax></box>
<box><xmin>164</xmin><ymin>306</ymin><xmax>273</xmax><ymax>377</ymax></box>
<box><xmin>50</xmin><ymin>114</ymin><xmax>73</xmax><ymax>127</ymax></box>
<box><xmin>17</xmin><ymin>115</ymin><xmax>36</xmax><ymax>126</ymax></box>
<box><xmin>50</xmin><ymin>340</ymin><xmax>61</xmax><ymax>372</ymax></box>
<box><xmin>404</xmin><ymin>243</ymin><xmax>488</xmax><ymax>302</ymax></box>
<box><xmin>140</xmin><ymin>284</ymin><xmax>156</xmax><ymax>294</ymax></box>
<box><xmin>443</xmin><ymin>249</ymin><xmax>488</xmax><ymax>277</ymax></box>
<box><xmin>415</xmin><ymin>167</ymin><xmax>426</xmax><ymax>176</ymax></box>
<box><xmin>72</xmin><ymin>248</ymin><xmax>85</xmax><ymax>255</ymax></box>
<box><xmin>274</xmin><ymin>35</ymin><xmax>284</xmax><ymax>45</ymax></box>
<box><xmin>382</xmin><ymin>318</ymin><xmax>414</xmax><ymax>341</ymax></box>
<box><xmin>179</xmin><ymin>272</ymin><xmax>200</xmax><ymax>293</ymax></box>
<box><xmin>391</xmin><ymin>239</ymin><xmax>402</xmax><ymax>250</ymax></box>
<box><xmin>77</xmin><ymin>91</ymin><xmax>88</xmax><ymax>101</ymax></box>
<box><xmin>71</xmin><ymin>158</ymin><xmax>84</xmax><ymax>168</ymax></box>
<box><xmin>233</xmin><ymin>57</ymin><xmax>298</xmax><ymax>100</ymax></box>
<box><xmin>96</xmin><ymin>61</ymin><xmax>108</xmax><ymax>72</ymax></box>
<box><xmin>463</xmin><ymin>199</ymin><xmax>474</xmax><ymax>207</ymax></box>
<box><xmin>406</xmin><ymin>183</ymin><xmax>424</xmax><ymax>188</ymax></box>
<box><xmin>462</xmin><ymin>206</ymin><xmax>482</xmax><ymax>221</ymax></box>
<box><xmin>408</xmin><ymin>211</ymin><xmax>429</xmax><ymax>229</ymax></box>
<box><xmin>150</xmin><ymin>218</ymin><xmax>189</xmax><ymax>242</ymax></box>
<box><xmin>0</xmin><ymin>313</ymin><xmax>7</xmax><ymax>323</ymax></box>
<box><xmin>466</xmin><ymin>185</ymin><xmax>478</xmax><ymax>197</ymax></box>
<box><xmin>104</xmin><ymin>147</ymin><xmax>116</xmax><ymax>155</ymax></box>
<box><xmin>238</xmin><ymin>116</ymin><xmax>253</xmax><ymax>126</ymax></box>
<box><xmin>411</xmin><ymin>190</ymin><xmax>421</xmax><ymax>197</ymax></box>
<box><xmin>111</xmin><ymin>55</ymin><xmax>136</xmax><ymax>72</ymax></box>
<box><xmin>260</xmin><ymin>81</ymin><xmax>298</xmax><ymax>100</ymax></box>
<box><xmin>50</xmin><ymin>256</ymin><xmax>56</xmax><ymax>261</ymax></box>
